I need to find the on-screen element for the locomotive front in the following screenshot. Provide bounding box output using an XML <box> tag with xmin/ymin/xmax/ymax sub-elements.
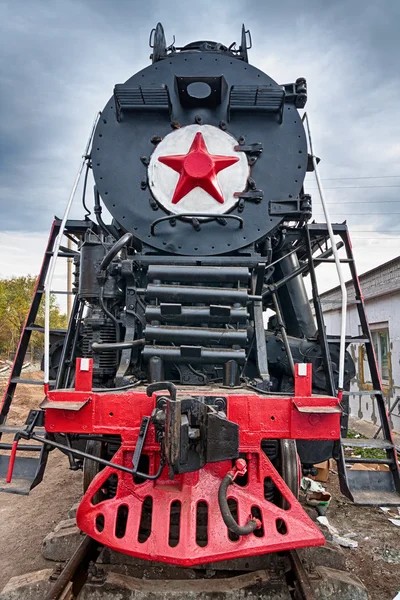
<box><xmin>15</xmin><ymin>25</ymin><xmax>354</xmax><ymax>564</ymax></box>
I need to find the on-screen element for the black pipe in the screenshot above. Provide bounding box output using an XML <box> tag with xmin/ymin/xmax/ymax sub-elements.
<box><xmin>218</xmin><ymin>473</ymin><xmax>258</xmax><ymax>536</ymax></box>
<box><xmin>91</xmin><ymin>339</ymin><xmax>145</xmax><ymax>352</ymax></box>
<box><xmin>273</xmin><ymin>251</ymin><xmax>317</xmax><ymax>339</ymax></box>
<box><xmin>99</xmin><ymin>285</ymin><xmax>120</xmax><ymax>342</ymax></box>
<box><xmin>93</xmin><ymin>188</ymin><xmax>115</xmax><ymax>238</ymax></box>
<box><xmin>100</xmin><ymin>232</ymin><xmax>133</xmax><ymax>272</ymax></box>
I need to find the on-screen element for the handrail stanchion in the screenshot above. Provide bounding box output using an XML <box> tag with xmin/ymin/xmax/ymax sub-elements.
<box><xmin>302</xmin><ymin>112</ymin><xmax>347</xmax><ymax>398</ymax></box>
<box><xmin>44</xmin><ymin>113</ymin><xmax>100</xmax><ymax>389</ymax></box>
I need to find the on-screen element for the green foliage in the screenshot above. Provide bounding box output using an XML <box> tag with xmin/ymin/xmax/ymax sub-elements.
<box><xmin>0</xmin><ymin>275</ymin><xmax>67</xmax><ymax>359</ymax></box>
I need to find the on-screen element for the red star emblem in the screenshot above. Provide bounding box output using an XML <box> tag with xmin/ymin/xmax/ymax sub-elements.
<box><xmin>158</xmin><ymin>132</ymin><xmax>239</xmax><ymax>205</ymax></box>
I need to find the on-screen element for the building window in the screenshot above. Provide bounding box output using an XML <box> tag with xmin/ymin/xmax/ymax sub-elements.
<box><xmin>360</xmin><ymin>323</ymin><xmax>390</xmax><ymax>386</ymax></box>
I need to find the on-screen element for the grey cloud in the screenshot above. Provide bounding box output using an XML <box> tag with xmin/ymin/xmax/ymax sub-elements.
<box><xmin>1</xmin><ymin>0</ymin><xmax>399</xmax><ymax>239</ymax></box>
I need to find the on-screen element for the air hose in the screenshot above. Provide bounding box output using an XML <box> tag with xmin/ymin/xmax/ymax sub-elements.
<box><xmin>218</xmin><ymin>459</ymin><xmax>261</xmax><ymax>536</ymax></box>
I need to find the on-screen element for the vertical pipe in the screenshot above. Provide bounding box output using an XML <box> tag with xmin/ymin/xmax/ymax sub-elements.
<box><xmin>44</xmin><ymin>113</ymin><xmax>100</xmax><ymax>386</ymax></box>
<box><xmin>67</xmin><ymin>237</ymin><xmax>72</xmax><ymax>320</ymax></box>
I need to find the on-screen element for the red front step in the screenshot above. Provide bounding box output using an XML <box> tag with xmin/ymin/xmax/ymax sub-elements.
<box><xmin>77</xmin><ymin>447</ymin><xmax>324</xmax><ymax>566</ymax></box>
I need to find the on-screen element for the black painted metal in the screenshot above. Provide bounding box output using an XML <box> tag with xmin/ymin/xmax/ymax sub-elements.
<box><xmin>336</xmin><ymin>228</ymin><xmax>400</xmax><ymax>503</ymax></box>
<box><xmin>92</xmin><ymin>42</ymin><xmax>307</xmax><ymax>255</ymax></box>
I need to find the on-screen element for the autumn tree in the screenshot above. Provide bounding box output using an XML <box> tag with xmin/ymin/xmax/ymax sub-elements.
<box><xmin>0</xmin><ymin>275</ymin><xmax>67</xmax><ymax>360</ymax></box>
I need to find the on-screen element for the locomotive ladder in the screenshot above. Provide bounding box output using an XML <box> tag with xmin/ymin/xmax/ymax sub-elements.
<box><xmin>0</xmin><ymin>219</ymin><xmax>80</xmax><ymax>493</ymax></box>
<box><xmin>304</xmin><ymin>112</ymin><xmax>399</xmax><ymax>506</ymax></box>
<box><xmin>0</xmin><ymin>114</ymin><xmax>100</xmax><ymax>495</ymax></box>
<box><xmin>307</xmin><ymin>223</ymin><xmax>400</xmax><ymax>504</ymax></box>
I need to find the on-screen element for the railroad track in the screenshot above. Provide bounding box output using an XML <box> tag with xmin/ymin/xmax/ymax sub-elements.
<box><xmin>43</xmin><ymin>536</ymin><xmax>318</xmax><ymax>600</ymax></box>
<box><xmin>43</xmin><ymin>536</ymin><xmax>99</xmax><ymax>600</ymax></box>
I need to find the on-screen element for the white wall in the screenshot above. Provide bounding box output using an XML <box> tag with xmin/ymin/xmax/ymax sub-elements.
<box><xmin>323</xmin><ymin>292</ymin><xmax>400</xmax><ymax>434</ymax></box>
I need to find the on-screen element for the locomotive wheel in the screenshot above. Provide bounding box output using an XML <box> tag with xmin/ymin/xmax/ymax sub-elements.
<box><xmin>277</xmin><ymin>439</ymin><xmax>299</xmax><ymax>508</ymax></box>
<box><xmin>83</xmin><ymin>440</ymin><xmax>105</xmax><ymax>494</ymax></box>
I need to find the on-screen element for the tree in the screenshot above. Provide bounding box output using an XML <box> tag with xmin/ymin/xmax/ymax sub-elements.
<box><xmin>0</xmin><ymin>275</ymin><xmax>68</xmax><ymax>359</ymax></box>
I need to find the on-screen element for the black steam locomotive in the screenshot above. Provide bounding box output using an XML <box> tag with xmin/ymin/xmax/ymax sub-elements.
<box><xmin>4</xmin><ymin>24</ymin><xmax>377</xmax><ymax>565</ymax></box>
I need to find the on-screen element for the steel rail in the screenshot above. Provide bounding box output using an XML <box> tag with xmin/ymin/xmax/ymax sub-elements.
<box><xmin>287</xmin><ymin>549</ymin><xmax>317</xmax><ymax>600</ymax></box>
<box><xmin>44</xmin><ymin>535</ymin><xmax>98</xmax><ymax>600</ymax></box>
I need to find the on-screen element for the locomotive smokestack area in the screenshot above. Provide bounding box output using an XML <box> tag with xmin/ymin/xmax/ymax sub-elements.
<box><xmin>1</xmin><ymin>22</ymin><xmax>398</xmax><ymax>597</ymax></box>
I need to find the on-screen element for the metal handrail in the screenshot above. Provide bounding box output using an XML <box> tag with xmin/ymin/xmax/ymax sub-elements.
<box><xmin>302</xmin><ymin>112</ymin><xmax>347</xmax><ymax>395</ymax></box>
<box><xmin>44</xmin><ymin>113</ymin><xmax>100</xmax><ymax>386</ymax></box>
<box><xmin>150</xmin><ymin>213</ymin><xmax>244</xmax><ymax>234</ymax></box>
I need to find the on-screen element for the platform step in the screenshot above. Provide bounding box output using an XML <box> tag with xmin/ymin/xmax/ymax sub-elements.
<box><xmin>342</xmin><ymin>438</ymin><xmax>394</xmax><ymax>450</ymax></box>
<box><xmin>346</xmin><ymin>469</ymin><xmax>400</xmax><ymax>505</ymax></box>
<box><xmin>0</xmin><ymin>454</ymin><xmax>44</xmax><ymax>496</ymax></box>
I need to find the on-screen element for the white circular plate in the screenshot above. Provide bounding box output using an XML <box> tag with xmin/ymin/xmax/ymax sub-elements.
<box><xmin>148</xmin><ymin>124</ymin><xmax>249</xmax><ymax>215</ymax></box>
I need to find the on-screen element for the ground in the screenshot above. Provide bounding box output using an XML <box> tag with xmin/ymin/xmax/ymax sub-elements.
<box><xmin>0</xmin><ymin>372</ymin><xmax>82</xmax><ymax>591</ymax></box>
<box><xmin>0</xmin><ymin>372</ymin><xmax>399</xmax><ymax>599</ymax></box>
<box><xmin>323</xmin><ymin>472</ymin><xmax>400</xmax><ymax>600</ymax></box>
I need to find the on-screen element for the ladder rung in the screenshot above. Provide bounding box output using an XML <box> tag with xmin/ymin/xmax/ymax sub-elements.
<box><xmin>46</xmin><ymin>250</ymin><xmax>78</xmax><ymax>258</ymax></box>
<box><xmin>320</xmin><ymin>300</ymin><xmax>362</xmax><ymax>305</ymax></box>
<box><xmin>342</xmin><ymin>390</ymin><xmax>383</xmax><ymax>396</ymax></box>
<box><xmin>0</xmin><ymin>425</ymin><xmax>45</xmax><ymax>435</ymax></box>
<box><xmin>345</xmin><ymin>457</ymin><xmax>394</xmax><ymax>465</ymax></box>
<box><xmin>314</xmin><ymin>258</ymin><xmax>354</xmax><ymax>263</ymax></box>
<box><xmin>328</xmin><ymin>336</ymin><xmax>370</xmax><ymax>343</ymax></box>
<box><xmin>10</xmin><ymin>378</ymin><xmax>44</xmax><ymax>386</ymax></box>
<box><xmin>342</xmin><ymin>438</ymin><xmax>394</xmax><ymax>449</ymax></box>
<box><xmin>50</xmin><ymin>290</ymin><xmax>74</xmax><ymax>295</ymax></box>
<box><xmin>0</xmin><ymin>444</ymin><xmax>42</xmax><ymax>452</ymax></box>
<box><xmin>25</xmin><ymin>325</ymin><xmax>67</xmax><ymax>334</ymax></box>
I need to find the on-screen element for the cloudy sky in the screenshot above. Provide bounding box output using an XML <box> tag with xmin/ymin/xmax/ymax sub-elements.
<box><xmin>1</xmin><ymin>0</ymin><xmax>400</xmax><ymax>298</ymax></box>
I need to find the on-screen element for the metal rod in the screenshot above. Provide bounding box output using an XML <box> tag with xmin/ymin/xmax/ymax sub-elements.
<box><xmin>67</xmin><ymin>237</ymin><xmax>73</xmax><ymax>319</ymax></box>
<box><xmin>44</xmin><ymin>113</ymin><xmax>100</xmax><ymax>385</ymax></box>
<box><xmin>30</xmin><ymin>434</ymin><xmax>137</xmax><ymax>475</ymax></box>
<box><xmin>303</xmin><ymin>112</ymin><xmax>347</xmax><ymax>394</ymax></box>
<box><xmin>91</xmin><ymin>339</ymin><xmax>145</xmax><ymax>352</ymax></box>
<box><xmin>29</xmin><ymin>433</ymin><xmax>164</xmax><ymax>480</ymax></box>
<box><xmin>271</xmin><ymin>291</ymin><xmax>295</xmax><ymax>377</ymax></box>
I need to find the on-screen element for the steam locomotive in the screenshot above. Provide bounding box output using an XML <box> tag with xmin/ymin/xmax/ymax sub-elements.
<box><xmin>3</xmin><ymin>24</ymin><xmax>360</xmax><ymax>564</ymax></box>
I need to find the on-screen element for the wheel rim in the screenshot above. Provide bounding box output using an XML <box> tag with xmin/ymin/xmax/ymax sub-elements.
<box><xmin>279</xmin><ymin>439</ymin><xmax>299</xmax><ymax>508</ymax></box>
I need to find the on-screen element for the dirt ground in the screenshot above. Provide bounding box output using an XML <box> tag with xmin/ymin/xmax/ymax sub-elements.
<box><xmin>0</xmin><ymin>372</ymin><xmax>399</xmax><ymax>599</ymax></box>
<box><xmin>322</xmin><ymin>472</ymin><xmax>400</xmax><ymax>600</ymax></box>
<box><xmin>0</xmin><ymin>373</ymin><xmax>82</xmax><ymax>591</ymax></box>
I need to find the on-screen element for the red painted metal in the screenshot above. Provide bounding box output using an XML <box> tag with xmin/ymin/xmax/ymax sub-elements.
<box><xmin>158</xmin><ymin>132</ymin><xmax>239</xmax><ymax>205</ymax></box>
<box><xmin>42</xmin><ymin>358</ymin><xmax>340</xmax><ymax>565</ymax></box>
<box><xmin>76</xmin><ymin>447</ymin><xmax>325</xmax><ymax>565</ymax></box>
<box><xmin>5</xmin><ymin>440</ymin><xmax>18</xmax><ymax>483</ymax></box>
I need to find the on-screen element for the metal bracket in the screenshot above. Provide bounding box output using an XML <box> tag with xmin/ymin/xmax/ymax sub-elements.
<box><xmin>132</xmin><ymin>416</ymin><xmax>151</xmax><ymax>473</ymax></box>
<box><xmin>234</xmin><ymin>189</ymin><xmax>264</xmax><ymax>203</ymax></box>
